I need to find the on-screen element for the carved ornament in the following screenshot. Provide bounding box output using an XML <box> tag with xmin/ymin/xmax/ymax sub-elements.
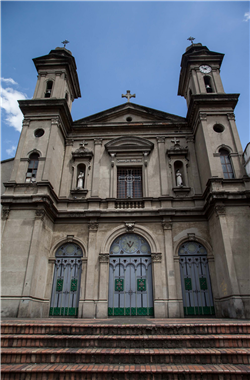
<box><xmin>94</xmin><ymin>138</ymin><xmax>103</xmax><ymax>146</ymax></box>
<box><xmin>99</xmin><ymin>254</ymin><xmax>109</xmax><ymax>263</ymax></box>
<box><xmin>22</xmin><ymin>119</ymin><xmax>30</xmax><ymax>127</ymax></box>
<box><xmin>215</xmin><ymin>205</ymin><xmax>226</xmax><ymax>217</ymax></box>
<box><xmin>162</xmin><ymin>222</ymin><xmax>172</xmax><ymax>230</ymax></box>
<box><xmin>156</xmin><ymin>136</ymin><xmax>165</xmax><ymax>144</ymax></box>
<box><xmin>35</xmin><ymin>209</ymin><xmax>46</xmax><ymax>220</ymax></box>
<box><xmin>199</xmin><ymin>113</ymin><xmax>207</xmax><ymax>122</ymax></box>
<box><xmin>2</xmin><ymin>209</ymin><xmax>10</xmax><ymax>220</ymax></box>
<box><xmin>125</xmin><ymin>222</ymin><xmax>135</xmax><ymax>232</ymax></box>
<box><xmin>227</xmin><ymin>113</ymin><xmax>235</xmax><ymax>121</ymax></box>
<box><xmin>151</xmin><ymin>253</ymin><xmax>162</xmax><ymax>263</ymax></box>
<box><xmin>88</xmin><ymin>222</ymin><xmax>99</xmax><ymax>231</ymax></box>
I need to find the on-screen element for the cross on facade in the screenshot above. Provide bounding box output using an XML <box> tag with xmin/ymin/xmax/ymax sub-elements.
<box><xmin>122</xmin><ymin>90</ymin><xmax>136</xmax><ymax>103</ymax></box>
<box><xmin>187</xmin><ymin>37</ymin><xmax>195</xmax><ymax>45</ymax></box>
<box><xmin>171</xmin><ymin>137</ymin><xmax>180</xmax><ymax>146</ymax></box>
<box><xmin>79</xmin><ymin>140</ymin><xmax>88</xmax><ymax>149</ymax></box>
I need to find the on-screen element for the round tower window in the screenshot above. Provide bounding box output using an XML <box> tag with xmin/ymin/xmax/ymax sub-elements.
<box><xmin>213</xmin><ymin>124</ymin><xmax>224</xmax><ymax>133</ymax></box>
<box><xmin>34</xmin><ymin>129</ymin><xmax>45</xmax><ymax>138</ymax></box>
<box><xmin>126</xmin><ymin>117</ymin><xmax>132</xmax><ymax>122</ymax></box>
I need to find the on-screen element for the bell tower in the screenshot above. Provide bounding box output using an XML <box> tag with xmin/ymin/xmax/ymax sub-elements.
<box><xmin>32</xmin><ymin>47</ymin><xmax>81</xmax><ymax>111</ymax></box>
<box><xmin>178</xmin><ymin>43</ymin><xmax>225</xmax><ymax>106</ymax></box>
<box><xmin>178</xmin><ymin>43</ymin><xmax>244</xmax><ymax>191</ymax></box>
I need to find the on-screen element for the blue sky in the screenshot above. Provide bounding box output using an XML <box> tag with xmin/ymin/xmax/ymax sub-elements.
<box><xmin>1</xmin><ymin>1</ymin><xmax>249</xmax><ymax>161</ymax></box>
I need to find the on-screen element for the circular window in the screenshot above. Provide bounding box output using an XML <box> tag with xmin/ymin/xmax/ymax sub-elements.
<box><xmin>34</xmin><ymin>129</ymin><xmax>45</xmax><ymax>138</ymax></box>
<box><xmin>126</xmin><ymin>116</ymin><xmax>132</xmax><ymax>122</ymax></box>
<box><xmin>213</xmin><ymin>124</ymin><xmax>224</xmax><ymax>133</ymax></box>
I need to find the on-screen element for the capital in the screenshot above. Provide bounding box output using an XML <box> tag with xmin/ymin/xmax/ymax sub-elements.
<box><xmin>151</xmin><ymin>253</ymin><xmax>162</xmax><ymax>263</ymax></box>
<box><xmin>99</xmin><ymin>253</ymin><xmax>109</xmax><ymax>263</ymax></box>
<box><xmin>88</xmin><ymin>222</ymin><xmax>99</xmax><ymax>231</ymax></box>
<box><xmin>2</xmin><ymin>209</ymin><xmax>10</xmax><ymax>220</ymax></box>
<box><xmin>227</xmin><ymin>113</ymin><xmax>235</xmax><ymax>121</ymax></box>
<box><xmin>156</xmin><ymin>136</ymin><xmax>165</xmax><ymax>144</ymax></box>
<box><xmin>94</xmin><ymin>138</ymin><xmax>103</xmax><ymax>146</ymax></box>
<box><xmin>199</xmin><ymin>113</ymin><xmax>207</xmax><ymax>122</ymax></box>
<box><xmin>125</xmin><ymin>222</ymin><xmax>135</xmax><ymax>232</ymax></box>
<box><xmin>35</xmin><ymin>209</ymin><xmax>46</xmax><ymax>220</ymax></box>
<box><xmin>162</xmin><ymin>222</ymin><xmax>172</xmax><ymax>230</ymax></box>
<box><xmin>215</xmin><ymin>205</ymin><xmax>226</xmax><ymax>217</ymax></box>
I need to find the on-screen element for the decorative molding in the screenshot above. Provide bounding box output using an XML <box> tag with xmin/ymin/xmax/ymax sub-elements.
<box><xmin>151</xmin><ymin>253</ymin><xmax>162</xmax><ymax>263</ymax></box>
<box><xmin>110</xmin><ymin>153</ymin><xmax>116</xmax><ymax>167</ymax></box>
<box><xmin>156</xmin><ymin>136</ymin><xmax>165</xmax><ymax>144</ymax></box>
<box><xmin>227</xmin><ymin>113</ymin><xmax>235</xmax><ymax>121</ymax></box>
<box><xmin>94</xmin><ymin>138</ymin><xmax>103</xmax><ymax>146</ymax></box>
<box><xmin>125</xmin><ymin>222</ymin><xmax>135</xmax><ymax>232</ymax></box>
<box><xmin>71</xmin><ymin>189</ymin><xmax>88</xmax><ymax>199</ymax></box>
<box><xmin>88</xmin><ymin>222</ymin><xmax>99</xmax><ymax>231</ymax></box>
<box><xmin>105</xmin><ymin>136</ymin><xmax>153</xmax><ymax>154</ymax></box>
<box><xmin>143</xmin><ymin>152</ymin><xmax>148</xmax><ymax>167</ymax></box>
<box><xmin>99</xmin><ymin>253</ymin><xmax>109</xmax><ymax>263</ymax></box>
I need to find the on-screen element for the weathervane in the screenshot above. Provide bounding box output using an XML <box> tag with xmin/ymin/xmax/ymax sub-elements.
<box><xmin>187</xmin><ymin>36</ymin><xmax>195</xmax><ymax>45</ymax></box>
<box><xmin>122</xmin><ymin>90</ymin><xmax>136</xmax><ymax>103</ymax></box>
<box><xmin>62</xmin><ymin>40</ymin><xmax>69</xmax><ymax>48</ymax></box>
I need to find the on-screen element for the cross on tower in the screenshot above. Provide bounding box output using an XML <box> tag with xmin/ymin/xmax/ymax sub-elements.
<box><xmin>62</xmin><ymin>40</ymin><xmax>69</xmax><ymax>48</ymax></box>
<box><xmin>187</xmin><ymin>37</ymin><xmax>195</xmax><ymax>45</ymax></box>
<box><xmin>122</xmin><ymin>90</ymin><xmax>136</xmax><ymax>103</ymax></box>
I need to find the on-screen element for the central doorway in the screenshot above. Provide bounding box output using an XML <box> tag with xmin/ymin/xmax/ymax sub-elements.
<box><xmin>108</xmin><ymin>233</ymin><xmax>154</xmax><ymax>316</ymax></box>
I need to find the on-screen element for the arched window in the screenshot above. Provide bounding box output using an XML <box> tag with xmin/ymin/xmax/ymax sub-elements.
<box><xmin>45</xmin><ymin>81</ymin><xmax>53</xmax><ymax>98</ymax></box>
<box><xmin>219</xmin><ymin>149</ymin><xmax>234</xmax><ymax>179</ymax></box>
<box><xmin>65</xmin><ymin>92</ymin><xmax>69</xmax><ymax>101</ymax></box>
<box><xmin>26</xmin><ymin>153</ymin><xmax>39</xmax><ymax>182</ymax></box>
<box><xmin>204</xmin><ymin>76</ymin><xmax>213</xmax><ymax>93</ymax></box>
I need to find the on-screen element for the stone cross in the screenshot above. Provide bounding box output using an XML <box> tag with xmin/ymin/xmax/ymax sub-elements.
<box><xmin>122</xmin><ymin>90</ymin><xmax>136</xmax><ymax>103</ymax></box>
<box><xmin>79</xmin><ymin>140</ymin><xmax>88</xmax><ymax>149</ymax></box>
<box><xmin>171</xmin><ymin>137</ymin><xmax>180</xmax><ymax>146</ymax></box>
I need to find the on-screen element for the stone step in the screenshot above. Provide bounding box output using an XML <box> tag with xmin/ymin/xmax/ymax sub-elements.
<box><xmin>2</xmin><ymin>334</ymin><xmax>250</xmax><ymax>349</ymax></box>
<box><xmin>1</xmin><ymin>363</ymin><xmax>250</xmax><ymax>380</ymax></box>
<box><xmin>2</xmin><ymin>323</ymin><xmax>250</xmax><ymax>336</ymax></box>
<box><xmin>2</xmin><ymin>347</ymin><xmax>250</xmax><ymax>365</ymax></box>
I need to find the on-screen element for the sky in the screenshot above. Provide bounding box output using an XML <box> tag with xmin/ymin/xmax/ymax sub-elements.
<box><xmin>1</xmin><ymin>1</ymin><xmax>249</xmax><ymax>161</ymax></box>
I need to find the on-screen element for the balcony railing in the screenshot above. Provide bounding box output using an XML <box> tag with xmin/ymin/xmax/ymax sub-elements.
<box><xmin>115</xmin><ymin>200</ymin><xmax>144</xmax><ymax>209</ymax></box>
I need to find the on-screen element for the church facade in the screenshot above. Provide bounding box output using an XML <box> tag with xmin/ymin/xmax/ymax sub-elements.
<box><xmin>1</xmin><ymin>43</ymin><xmax>249</xmax><ymax>319</ymax></box>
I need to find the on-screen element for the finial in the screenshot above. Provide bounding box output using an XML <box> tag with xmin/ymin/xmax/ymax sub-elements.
<box><xmin>187</xmin><ymin>36</ymin><xmax>195</xmax><ymax>45</ymax></box>
<box><xmin>122</xmin><ymin>90</ymin><xmax>136</xmax><ymax>103</ymax></box>
<box><xmin>62</xmin><ymin>40</ymin><xmax>69</xmax><ymax>48</ymax></box>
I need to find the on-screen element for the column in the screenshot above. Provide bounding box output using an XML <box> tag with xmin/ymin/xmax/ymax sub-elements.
<box><xmin>162</xmin><ymin>222</ymin><xmax>180</xmax><ymax>318</ymax></box>
<box><xmin>156</xmin><ymin>137</ymin><xmax>169</xmax><ymax>196</ymax></box>
<box><xmin>10</xmin><ymin>119</ymin><xmax>30</xmax><ymax>182</ymax></box>
<box><xmin>83</xmin><ymin>221</ymin><xmax>99</xmax><ymax>318</ymax></box>
<box><xmin>42</xmin><ymin>118</ymin><xmax>60</xmax><ymax>181</ymax></box>
<box><xmin>215</xmin><ymin>205</ymin><xmax>245</xmax><ymax>318</ymax></box>
<box><xmin>91</xmin><ymin>139</ymin><xmax>103</xmax><ymax>197</ymax></box>
<box><xmin>96</xmin><ymin>253</ymin><xmax>109</xmax><ymax>318</ymax></box>
<box><xmin>227</xmin><ymin>113</ymin><xmax>244</xmax><ymax>178</ymax></box>
<box><xmin>151</xmin><ymin>253</ymin><xmax>165</xmax><ymax>317</ymax></box>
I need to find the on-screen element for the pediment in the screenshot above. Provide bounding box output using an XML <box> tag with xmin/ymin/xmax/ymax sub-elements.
<box><xmin>105</xmin><ymin>136</ymin><xmax>154</xmax><ymax>154</ymax></box>
<box><xmin>74</xmin><ymin>103</ymin><xmax>186</xmax><ymax>125</ymax></box>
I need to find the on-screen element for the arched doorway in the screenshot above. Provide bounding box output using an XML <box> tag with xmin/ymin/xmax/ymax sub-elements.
<box><xmin>50</xmin><ymin>242</ymin><xmax>83</xmax><ymax>317</ymax></box>
<box><xmin>179</xmin><ymin>241</ymin><xmax>214</xmax><ymax>316</ymax></box>
<box><xmin>108</xmin><ymin>233</ymin><xmax>154</xmax><ymax>316</ymax></box>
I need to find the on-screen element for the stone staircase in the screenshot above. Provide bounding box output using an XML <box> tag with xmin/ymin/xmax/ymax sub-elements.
<box><xmin>1</xmin><ymin>319</ymin><xmax>250</xmax><ymax>379</ymax></box>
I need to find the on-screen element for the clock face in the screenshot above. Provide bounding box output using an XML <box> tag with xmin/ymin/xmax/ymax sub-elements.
<box><xmin>199</xmin><ymin>65</ymin><xmax>212</xmax><ymax>74</ymax></box>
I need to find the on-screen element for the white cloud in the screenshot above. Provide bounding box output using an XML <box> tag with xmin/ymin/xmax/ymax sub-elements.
<box><xmin>6</xmin><ymin>146</ymin><xmax>17</xmax><ymax>156</ymax></box>
<box><xmin>0</xmin><ymin>79</ymin><xmax>27</xmax><ymax>132</ymax></box>
<box><xmin>1</xmin><ymin>77</ymin><xmax>18</xmax><ymax>85</ymax></box>
<box><xmin>243</xmin><ymin>12</ymin><xmax>250</xmax><ymax>22</ymax></box>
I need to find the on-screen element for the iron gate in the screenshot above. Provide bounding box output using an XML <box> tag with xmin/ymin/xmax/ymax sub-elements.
<box><xmin>179</xmin><ymin>241</ymin><xmax>214</xmax><ymax>316</ymax></box>
<box><xmin>50</xmin><ymin>242</ymin><xmax>83</xmax><ymax>317</ymax></box>
<box><xmin>108</xmin><ymin>233</ymin><xmax>153</xmax><ymax>316</ymax></box>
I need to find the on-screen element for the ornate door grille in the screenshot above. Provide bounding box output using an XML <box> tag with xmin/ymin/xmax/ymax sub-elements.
<box><xmin>179</xmin><ymin>242</ymin><xmax>214</xmax><ymax>316</ymax></box>
<box><xmin>117</xmin><ymin>167</ymin><xmax>142</xmax><ymax>198</ymax></box>
<box><xmin>50</xmin><ymin>243</ymin><xmax>83</xmax><ymax>317</ymax></box>
<box><xmin>108</xmin><ymin>233</ymin><xmax>153</xmax><ymax>316</ymax></box>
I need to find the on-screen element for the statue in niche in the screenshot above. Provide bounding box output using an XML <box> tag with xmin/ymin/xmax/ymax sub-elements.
<box><xmin>77</xmin><ymin>172</ymin><xmax>84</xmax><ymax>189</ymax></box>
<box><xmin>176</xmin><ymin>170</ymin><xmax>183</xmax><ymax>187</ymax></box>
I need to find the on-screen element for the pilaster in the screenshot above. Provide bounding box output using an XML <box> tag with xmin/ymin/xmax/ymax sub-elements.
<box><xmin>156</xmin><ymin>136</ymin><xmax>169</xmax><ymax>196</ymax></box>
<box><xmin>91</xmin><ymin>139</ymin><xmax>103</xmax><ymax>197</ymax></box>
